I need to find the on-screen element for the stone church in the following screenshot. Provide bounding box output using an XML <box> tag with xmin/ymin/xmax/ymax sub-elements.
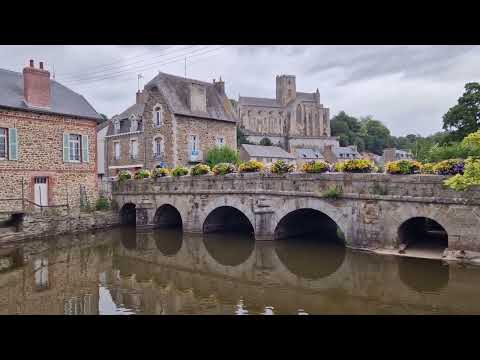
<box><xmin>237</xmin><ymin>75</ymin><xmax>339</xmax><ymax>153</ymax></box>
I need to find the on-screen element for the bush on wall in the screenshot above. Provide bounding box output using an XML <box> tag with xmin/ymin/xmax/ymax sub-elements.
<box><xmin>335</xmin><ymin>159</ymin><xmax>375</xmax><ymax>173</ymax></box>
<box><xmin>190</xmin><ymin>164</ymin><xmax>211</xmax><ymax>176</ymax></box>
<box><xmin>385</xmin><ymin>160</ymin><xmax>422</xmax><ymax>175</ymax></box>
<box><xmin>172</xmin><ymin>166</ymin><xmax>189</xmax><ymax>177</ymax></box>
<box><xmin>270</xmin><ymin>160</ymin><xmax>295</xmax><ymax>174</ymax></box>
<box><xmin>301</xmin><ymin>160</ymin><xmax>330</xmax><ymax>173</ymax></box>
<box><xmin>238</xmin><ymin>160</ymin><xmax>264</xmax><ymax>173</ymax></box>
<box><xmin>212</xmin><ymin>163</ymin><xmax>236</xmax><ymax>175</ymax></box>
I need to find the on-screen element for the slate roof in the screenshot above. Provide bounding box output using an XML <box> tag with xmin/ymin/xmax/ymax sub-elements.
<box><xmin>0</xmin><ymin>68</ymin><xmax>101</xmax><ymax>121</ymax></box>
<box><xmin>334</xmin><ymin>146</ymin><xmax>361</xmax><ymax>158</ymax></box>
<box><xmin>296</xmin><ymin>148</ymin><xmax>324</xmax><ymax>159</ymax></box>
<box><xmin>145</xmin><ymin>72</ymin><xmax>237</xmax><ymax>123</ymax></box>
<box><xmin>241</xmin><ymin>144</ymin><xmax>295</xmax><ymax>159</ymax></box>
<box><xmin>238</xmin><ymin>96</ymin><xmax>282</xmax><ymax>108</ymax></box>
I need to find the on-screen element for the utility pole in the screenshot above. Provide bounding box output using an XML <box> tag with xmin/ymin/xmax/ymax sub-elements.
<box><xmin>52</xmin><ymin>64</ymin><xmax>55</xmax><ymax>80</ymax></box>
<box><xmin>184</xmin><ymin>57</ymin><xmax>187</xmax><ymax>78</ymax></box>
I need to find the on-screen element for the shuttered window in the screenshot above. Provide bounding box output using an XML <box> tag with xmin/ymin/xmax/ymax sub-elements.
<box><xmin>0</xmin><ymin>128</ymin><xmax>7</xmax><ymax>160</ymax></box>
<box><xmin>63</xmin><ymin>133</ymin><xmax>90</xmax><ymax>163</ymax></box>
<box><xmin>0</xmin><ymin>128</ymin><xmax>18</xmax><ymax>161</ymax></box>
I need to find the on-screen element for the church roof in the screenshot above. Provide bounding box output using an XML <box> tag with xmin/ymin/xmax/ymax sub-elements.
<box><xmin>238</xmin><ymin>96</ymin><xmax>282</xmax><ymax>108</ymax></box>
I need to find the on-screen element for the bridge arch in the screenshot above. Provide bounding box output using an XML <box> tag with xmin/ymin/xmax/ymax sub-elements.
<box><xmin>199</xmin><ymin>198</ymin><xmax>256</xmax><ymax>236</ymax></box>
<box><xmin>120</xmin><ymin>202</ymin><xmax>137</xmax><ymax>225</ymax></box>
<box><xmin>154</xmin><ymin>204</ymin><xmax>183</xmax><ymax>229</ymax></box>
<box><xmin>398</xmin><ymin>217</ymin><xmax>448</xmax><ymax>252</ymax></box>
<box><xmin>203</xmin><ymin>206</ymin><xmax>254</xmax><ymax>235</ymax></box>
<box><xmin>270</xmin><ymin>198</ymin><xmax>351</xmax><ymax>244</ymax></box>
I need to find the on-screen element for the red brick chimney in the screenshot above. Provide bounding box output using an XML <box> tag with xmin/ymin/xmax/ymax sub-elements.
<box><xmin>23</xmin><ymin>59</ymin><xmax>51</xmax><ymax>108</ymax></box>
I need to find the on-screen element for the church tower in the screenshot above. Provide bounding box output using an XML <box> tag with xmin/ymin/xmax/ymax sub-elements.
<box><xmin>276</xmin><ymin>75</ymin><xmax>296</xmax><ymax>106</ymax></box>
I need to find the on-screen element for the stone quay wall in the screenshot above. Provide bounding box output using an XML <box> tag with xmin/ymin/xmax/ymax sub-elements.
<box><xmin>0</xmin><ymin>210</ymin><xmax>120</xmax><ymax>245</ymax></box>
<box><xmin>112</xmin><ymin>173</ymin><xmax>480</xmax><ymax>253</ymax></box>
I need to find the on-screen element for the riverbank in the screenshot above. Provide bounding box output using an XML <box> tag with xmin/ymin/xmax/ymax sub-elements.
<box><xmin>372</xmin><ymin>247</ymin><xmax>480</xmax><ymax>265</ymax></box>
<box><xmin>0</xmin><ymin>210</ymin><xmax>120</xmax><ymax>245</ymax></box>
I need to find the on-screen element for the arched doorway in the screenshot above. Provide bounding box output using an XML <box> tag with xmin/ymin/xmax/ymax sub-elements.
<box><xmin>120</xmin><ymin>203</ymin><xmax>136</xmax><ymax>226</ymax></box>
<box><xmin>154</xmin><ymin>204</ymin><xmax>182</xmax><ymax>229</ymax></box>
<box><xmin>398</xmin><ymin>217</ymin><xmax>448</xmax><ymax>255</ymax></box>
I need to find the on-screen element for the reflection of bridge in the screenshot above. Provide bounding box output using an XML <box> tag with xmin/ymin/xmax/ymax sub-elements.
<box><xmin>112</xmin><ymin>173</ymin><xmax>480</xmax><ymax>254</ymax></box>
<box><xmin>108</xmin><ymin>230</ymin><xmax>480</xmax><ymax>315</ymax></box>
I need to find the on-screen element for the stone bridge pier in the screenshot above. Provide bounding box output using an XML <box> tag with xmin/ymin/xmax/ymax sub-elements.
<box><xmin>114</xmin><ymin>173</ymin><xmax>480</xmax><ymax>255</ymax></box>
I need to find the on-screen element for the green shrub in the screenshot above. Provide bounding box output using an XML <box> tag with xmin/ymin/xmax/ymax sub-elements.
<box><xmin>212</xmin><ymin>162</ymin><xmax>236</xmax><ymax>175</ymax></box>
<box><xmin>238</xmin><ymin>160</ymin><xmax>264</xmax><ymax>173</ymax></box>
<box><xmin>190</xmin><ymin>163</ymin><xmax>211</xmax><ymax>176</ymax></box>
<box><xmin>152</xmin><ymin>167</ymin><xmax>170</xmax><ymax>177</ymax></box>
<box><xmin>335</xmin><ymin>159</ymin><xmax>374</xmax><ymax>173</ymax></box>
<box><xmin>385</xmin><ymin>160</ymin><xmax>422</xmax><ymax>175</ymax></box>
<box><xmin>95</xmin><ymin>196</ymin><xmax>110</xmax><ymax>211</ymax></box>
<box><xmin>172</xmin><ymin>166</ymin><xmax>189</xmax><ymax>177</ymax></box>
<box><xmin>444</xmin><ymin>157</ymin><xmax>480</xmax><ymax>191</ymax></box>
<box><xmin>301</xmin><ymin>160</ymin><xmax>330</xmax><ymax>173</ymax></box>
<box><xmin>322</xmin><ymin>185</ymin><xmax>343</xmax><ymax>199</ymax></box>
<box><xmin>134</xmin><ymin>169</ymin><xmax>151</xmax><ymax>179</ymax></box>
<box><xmin>118</xmin><ymin>170</ymin><xmax>132</xmax><ymax>182</ymax></box>
<box><xmin>259</xmin><ymin>137</ymin><xmax>273</xmax><ymax>146</ymax></box>
<box><xmin>205</xmin><ymin>146</ymin><xmax>240</xmax><ymax>167</ymax></box>
<box><xmin>270</xmin><ymin>160</ymin><xmax>295</xmax><ymax>174</ymax></box>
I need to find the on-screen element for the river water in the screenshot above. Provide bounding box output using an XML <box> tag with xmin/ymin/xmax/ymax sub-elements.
<box><xmin>0</xmin><ymin>226</ymin><xmax>479</xmax><ymax>315</ymax></box>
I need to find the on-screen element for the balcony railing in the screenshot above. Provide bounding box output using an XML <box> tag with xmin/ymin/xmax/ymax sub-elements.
<box><xmin>153</xmin><ymin>152</ymin><xmax>165</xmax><ymax>161</ymax></box>
<box><xmin>189</xmin><ymin>149</ymin><xmax>203</xmax><ymax>162</ymax></box>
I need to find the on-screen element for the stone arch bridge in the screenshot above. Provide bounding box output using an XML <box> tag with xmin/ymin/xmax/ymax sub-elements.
<box><xmin>111</xmin><ymin>173</ymin><xmax>480</xmax><ymax>253</ymax></box>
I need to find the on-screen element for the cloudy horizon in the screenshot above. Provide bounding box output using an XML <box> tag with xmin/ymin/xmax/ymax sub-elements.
<box><xmin>0</xmin><ymin>45</ymin><xmax>478</xmax><ymax>137</ymax></box>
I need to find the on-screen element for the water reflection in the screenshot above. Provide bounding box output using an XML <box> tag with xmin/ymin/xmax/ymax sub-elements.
<box><xmin>275</xmin><ymin>236</ymin><xmax>346</xmax><ymax>279</ymax></box>
<box><xmin>1</xmin><ymin>227</ymin><xmax>480</xmax><ymax>314</ymax></box>
<box><xmin>203</xmin><ymin>232</ymin><xmax>255</xmax><ymax>267</ymax></box>
<box><xmin>398</xmin><ymin>257</ymin><xmax>450</xmax><ymax>294</ymax></box>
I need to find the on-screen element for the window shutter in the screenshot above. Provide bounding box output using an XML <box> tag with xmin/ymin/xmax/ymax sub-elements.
<box><xmin>82</xmin><ymin>135</ymin><xmax>89</xmax><ymax>163</ymax></box>
<box><xmin>8</xmin><ymin>128</ymin><xmax>17</xmax><ymax>160</ymax></box>
<box><xmin>63</xmin><ymin>133</ymin><xmax>70</xmax><ymax>162</ymax></box>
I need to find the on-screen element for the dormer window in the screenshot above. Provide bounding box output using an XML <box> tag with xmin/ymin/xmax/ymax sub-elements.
<box><xmin>153</xmin><ymin>104</ymin><xmax>163</xmax><ymax>128</ymax></box>
<box><xmin>189</xmin><ymin>83</ymin><xmax>206</xmax><ymax>113</ymax></box>
<box><xmin>114</xmin><ymin>119</ymin><xmax>120</xmax><ymax>133</ymax></box>
<box><xmin>130</xmin><ymin>116</ymin><xmax>138</xmax><ymax>132</ymax></box>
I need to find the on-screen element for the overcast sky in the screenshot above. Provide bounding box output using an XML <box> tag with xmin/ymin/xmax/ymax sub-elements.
<box><xmin>1</xmin><ymin>45</ymin><xmax>478</xmax><ymax>136</ymax></box>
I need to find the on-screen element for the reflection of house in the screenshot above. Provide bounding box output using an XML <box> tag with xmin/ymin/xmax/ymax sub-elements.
<box><xmin>323</xmin><ymin>145</ymin><xmax>361</xmax><ymax>163</ymax></box>
<box><xmin>103</xmin><ymin>72</ymin><xmax>237</xmax><ymax>176</ymax></box>
<box><xmin>0</xmin><ymin>60</ymin><xmax>101</xmax><ymax>211</ymax></box>
<box><xmin>239</xmin><ymin>144</ymin><xmax>296</xmax><ymax>164</ymax></box>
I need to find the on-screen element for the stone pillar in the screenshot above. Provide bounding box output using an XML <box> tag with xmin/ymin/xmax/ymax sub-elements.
<box><xmin>135</xmin><ymin>198</ymin><xmax>156</xmax><ymax>230</ymax></box>
<box><xmin>253</xmin><ymin>196</ymin><xmax>275</xmax><ymax>241</ymax></box>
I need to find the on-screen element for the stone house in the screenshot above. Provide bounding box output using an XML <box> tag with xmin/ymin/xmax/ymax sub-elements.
<box><xmin>322</xmin><ymin>145</ymin><xmax>361</xmax><ymax>163</ymax></box>
<box><xmin>382</xmin><ymin>148</ymin><xmax>414</xmax><ymax>164</ymax></box>
<box><xmin>0</xmin><ymin>60</ymin><xmax>101</xmax><ymax>211</ymax></box>
<box><xmin>104</xmin><ymin>72</ymin><xmax>237</xmax><ymax>176</ymax></box>
<box><xmin>239</xmin><ymin>144</ymin><xmax>296</xmax><ymax>164</ymax></box>
<box><xmin>293</xmin><ymin>148</ymin><xmax>325</xmax><ymax>167</ymax></box>
<box><xmin>237</xmin><ymin>75</ymin><xmax>339</xmax><ymax>154</ymax></box>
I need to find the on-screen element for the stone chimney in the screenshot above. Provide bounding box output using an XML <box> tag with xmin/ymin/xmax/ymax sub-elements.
<box><xmin>383</xmin><ymin>148</ymin><xmax>397</xmax><ymax>164</ymax></box>
<box><xmin>213</xmin><ymin>76</ymin><xmax>225</xmax><ymax>94</ymax></box>
<box><xmin>322</xmin><ymin>144</ymin><xmax>336</xmax><ymax>163</ymax></box>
<box><xmin>23</xmin><ymin>59</ymin><xmax>51</xmax><ymax>108</ymax></box>
<box><xmin>136</xmin><ymin>90</ymin><xmax>145</xmax><ymax>105</ymax></box>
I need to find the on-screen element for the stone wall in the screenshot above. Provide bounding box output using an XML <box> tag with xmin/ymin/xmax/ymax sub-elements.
<box><xmin>0</xmin><ymin>210</ymin><xmax>120</xmax><ymax>245</ymax></box>
<box><xmin>0</xmin><ymin>108</ymin><xmax>98</xmax><ymax>211</ymax></box>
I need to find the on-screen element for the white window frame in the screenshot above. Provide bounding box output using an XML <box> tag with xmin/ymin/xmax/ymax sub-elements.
<box><xmin>153</xmin><ymin>136</ymin><xmax>164</xmax><ymax>158</ymax></box>
<box><xmin>130</xmin><ymin>138</ymin><xmax>138</xmax><ymax>160</ymax></box>
<box><xmin>0</xmin><ymin>128</ymin><xmax>7</xmax><ymax>160</ymax></box>
<box><xmin>69</xmin><ymin>134</ymin><xmax>82</xmax><ymax>162</ymax></box>
<box><xmin>153</xmin><ymin>104</ymin><xmax>163</xmax><ymax>128</ymax></box>
<box><xmin>190</xmin><ymin>134</ymin><xmax>199</xmax><ymax>156</ymax></box>
<box><xmin>114</xmin><ymin>141</ymin><xmax>121</xmax><ymax>160</ymax></box>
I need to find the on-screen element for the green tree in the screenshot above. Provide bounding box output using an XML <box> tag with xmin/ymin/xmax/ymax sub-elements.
<box><xmin>99</xmin><ymin>113</ymin><xmax>108</xmax><ymax>122</ymax></box>
<box><xmin>205</xmin><ymin>146</ymin><xmax>240</xmax><ymax>167</ymax></box>
<box><xmin>237</xmin><ymin>127</ymin><xmax>252</xmax><ymax>146</ymax></box>
<box><xmin>359</xmin><ymin>116</ymin><xmax>393</xmax><ymax>155</ymax></box>
<box><xmin>259</xmin><ymin>137</ymin><xmax>273</xmax><ymax>146</ymax></box>
<box><xmin>443</xmin><ymin>82</ymin><xmax>480</xmax><ymax>141</ymax></box>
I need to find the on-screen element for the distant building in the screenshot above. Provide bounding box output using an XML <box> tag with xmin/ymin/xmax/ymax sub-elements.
<box><xmin>103</xmin><ymin>72</ymin><xmax>237</xmax><ymax>176</ymax></box>
<box><xmin>294</xmin><ymin>148</ymin><xmax>325</xmax><ymax>167</ymax></box>
<box><xmin>239</xmin><ymin>144</ymin><xmax>296</xmax><ymax>164</ymax></box>
<box><xmin>383</xmin><ymin>148</ymin><xmax>414</xmax><ymax>164</ymax></box>
<box><xmin>323</xmin><ymin>145</ymin><xmax>361</xmax><ymax>163</ymax></box>
<box><xmin>237</xmin><ymin>74</ymin><xmax>339</xmax><ymax>156</ymax></box>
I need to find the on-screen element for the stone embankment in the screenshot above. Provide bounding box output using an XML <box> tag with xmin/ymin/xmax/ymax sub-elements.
<box><xmin>0</xmin><ymin>210</ymin><xmax>120</xmax><ymax>245</ymax></box>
